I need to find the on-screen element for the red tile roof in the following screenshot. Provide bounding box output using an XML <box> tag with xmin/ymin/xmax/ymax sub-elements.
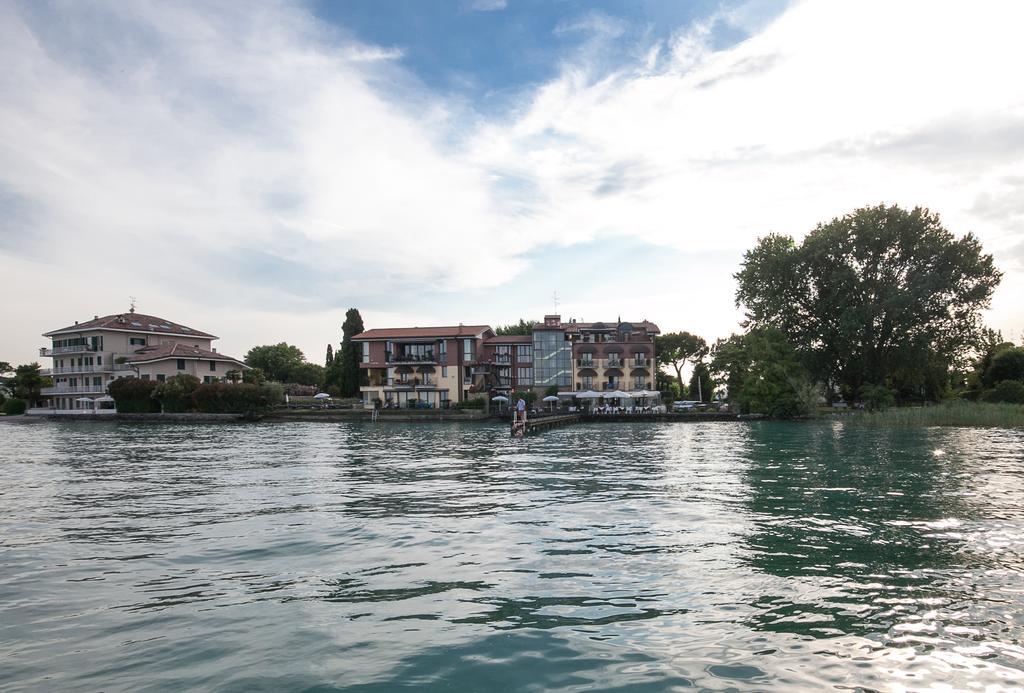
<box><xmin>127</xmin><ymin>343</ymin><xmax>245</xmax><ymax>366</ymax></box>
<box><xmin>45</xmin><ymin>312</ymin><xmax>217</xmax><ymax>339</ymax></box>
<box><xmin>354</xmin><ymin>325</ymin><xmax>493</xmax><ymax>340</ymax></box>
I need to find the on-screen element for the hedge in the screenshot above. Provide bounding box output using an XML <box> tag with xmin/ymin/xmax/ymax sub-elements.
<box><xmin>2</xmin><ymin>398</ymin><xmax>26</xmax><ymax>415</ymax></box>
<box><xmin>107</xmin><ymin>378</ymin><xmax>160</xmax><ymax>413</ymax></box>
<box><xmin>191</xmin><ymin>382</ymin><xmax>270</xmax><ymax>414</ymax></box>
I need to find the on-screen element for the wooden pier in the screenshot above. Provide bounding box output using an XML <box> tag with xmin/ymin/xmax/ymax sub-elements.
<box><xmin>511</xmin><ymin>413</ymin><xmax>581</xmax><ymax>436</ymax></box>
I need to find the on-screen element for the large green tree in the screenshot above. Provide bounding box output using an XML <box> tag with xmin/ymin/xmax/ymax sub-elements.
<box><xmin>735</xmin><ymin>205</ymin><xmax>1001</xmax><ymax>400</ymax></box>
<box><xmin>337</xmin><ymin>308</ymin><xmax>365</xmax><ymax>397</ymax></box>
<box><xmin>710</xmin><ymin>328</ymin><xmax>816</xmax><ymax>416</ymax></box>
<box><xmin>243</xmin><ymin>343</ymin><xmax>306</xmax><ymax>382</ymax></box>
<box><xmin>688</xmin><ymin>362</ymin><xmax>713</xmax><ymax>402</ymax></box>
<box><xmin>655</xmin><ymin>332</ymin><xmax>707</xmax><ymax>398</ymax></box>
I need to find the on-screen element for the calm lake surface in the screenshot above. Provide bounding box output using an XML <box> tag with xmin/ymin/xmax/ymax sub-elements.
<box><xmin>1</xmin><ymin>420</ymin><xmax>1023</xmax><ymax>691</ymax></box>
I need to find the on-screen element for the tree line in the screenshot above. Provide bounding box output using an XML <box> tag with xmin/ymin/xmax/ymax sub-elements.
<box><xmin>241</xmin><ymin>308</ymin><xmax>365</xmax><ymax>397</ymax></box>
<box><xmin>657</xmin><ymin>204</ymin><xmax>1018</xmax><ymax>414</ymax></box>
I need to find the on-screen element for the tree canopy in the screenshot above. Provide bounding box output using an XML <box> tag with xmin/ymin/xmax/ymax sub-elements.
<box><xmin>735</xmin><ymin>205</ymin><xmax>1001</xmax><ymax>400</ymax></box>
<box><xmin>495</xmin><ymin>319</ymin><xmax>537</xmax><ymax>336</ymax></box>
<box><xmin>655</xmin><ymin>332</ymin><xmax>707</xmax><ymax>396</ymax></box>
<box><xmin>710</xmin><ymin>328</ymin><xmax>816</xmax><ymax>416</ymax></box>
<box><xmin>10</xmin><ymin>363</ymin><xmax>49</xmax><ymax>405</ymax></box>
<box><xmin>243</xmin><ymin>343</ymin><xmax>323</xmax><ymax>384</ymax></box>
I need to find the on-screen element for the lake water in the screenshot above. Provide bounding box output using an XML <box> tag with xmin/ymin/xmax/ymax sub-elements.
<box><xmin>1</xmin><ymin>420</ymin><xmax>1023</xmax><ymax>691</ymax></box>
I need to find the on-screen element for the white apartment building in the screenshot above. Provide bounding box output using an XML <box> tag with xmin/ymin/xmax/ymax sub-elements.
<box><xmin>38</xmin><ymin>308</ymin><xmax>247</xmax><ymax>413</ymax></box>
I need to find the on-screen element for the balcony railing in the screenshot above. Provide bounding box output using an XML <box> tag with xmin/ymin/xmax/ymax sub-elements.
<box><xmin>41</xmin><ymin>365</ymin><xmax>112</xmax><ymax>375</ymax></box>
<box><xmin>42</xmin><ymin>385</ymin><xmax>107</xmax><ymax>395</ymax></box>
<box><xmin>390</xmin><ymin>353</ymin><xmax>437</xmax><ymax>363</ymax></box>
<box><xmin>40</xmin><ymin>345</ymin><xmax>100</xmax><ymax>357</ymax></box>
<box><xmin>606</xmin><ymin>358</ymin><xmax>623</xmax><ymax>368</ymax></box>
<box><xmin>632</xmin><ymin>358</ymin><xmax>649</xmax><ymax>367</ymax></box>
<box><xmin>577</xmin><ymin>359</ymin><xmax>595</xmax><ymax>368</ymax></box>
<box><xmin>385</xmin><ymin>378</ymin><xmax>437</xmax><ymax>388</ymax></box>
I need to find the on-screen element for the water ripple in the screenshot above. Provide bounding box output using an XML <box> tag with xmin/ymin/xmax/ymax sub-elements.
<box><xmin>0</xmin><ymin>419</ymin><xmax>1022</xmax><ymax>691</ymax></box>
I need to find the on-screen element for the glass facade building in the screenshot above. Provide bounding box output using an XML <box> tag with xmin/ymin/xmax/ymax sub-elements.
<box><xmin>532</xmin><ymin>329</ymin><xmax>572</xmax><ymax>388</ymax></box>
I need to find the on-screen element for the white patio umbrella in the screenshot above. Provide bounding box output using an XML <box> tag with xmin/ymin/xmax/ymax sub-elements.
<box><xmin>604</xmin><ymin>390</ymin><xmax>632</xmax><ymax>399</ymax></box>
<box><xmin>313</xmin><ymin>392</ymin><xmax>331</xmax><ymax>399</ymax></box>
<box><xmin>95</xmin><ymin>395</ymin><xmax>114</xmax><ymax>402</ymax></box>
<box><xmin>491</xmin><ymin>395</ymin><xmax>509</xmax><ymax>402</ymax></box>
<box><xmin>542</xmin><ymin>395</ymin><xmax>560</xmax><ymax>402</ymax></box>
<box><xmin>575</xmin><ymin>390</ymin><xmax>601</xmax><ymax>399</ymax></box>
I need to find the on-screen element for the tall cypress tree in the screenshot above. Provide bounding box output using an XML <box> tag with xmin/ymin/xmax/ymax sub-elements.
<box><xmin>325</xmin><ymin>343</ymin><xmax>334</xmax><ymax>367</ymax></box>
<box><xmin>338</xmin><ymin>308</ymin><xmax>365</xmax><ymax>397</ymax></box>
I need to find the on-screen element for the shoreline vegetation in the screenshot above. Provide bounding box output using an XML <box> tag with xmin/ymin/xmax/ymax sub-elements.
<box><xmin>844</xmin><ymin>400</ymin><xmax>1024</xmax><ymax>429</ymax></box>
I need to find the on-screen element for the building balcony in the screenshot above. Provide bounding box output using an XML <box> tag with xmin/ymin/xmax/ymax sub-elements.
<box><xmin>605</xmin><ymin>358</ymin><xmax>623</xmax><ymax>368</ymax></box>
<box><xmin>389</xmin><ymin>353</ymin><xmax>439</xmax><ymax>364</ymax></box>
<box><xmin>40</xmin><ymin>345</ymin><xmax>100</xmax><ymax>357</ymax></box>
<box><xmin>42</xmin><ymin>385</ymin><xmax>108</xmax><ymax>395</ymax></box>
<box><xmin>577</xmin><ymin>359</ymin><xmax>595</xmax><ymax>368</ymax></box>
<box><xmin>41</xmin><ymin>365</ymin><xmax>113</xmax><ymax>375</ymax></box>
<box><xmin>632</xmin><ymin>358</ymin><xmax>649</xmax><ymax>367</ymax></box>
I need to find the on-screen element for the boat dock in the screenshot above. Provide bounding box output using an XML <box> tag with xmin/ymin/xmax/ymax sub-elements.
<box><xmin>511</xmin><ymin>413</ymin><xmax>581</xmax><ymax>436</ymax></box>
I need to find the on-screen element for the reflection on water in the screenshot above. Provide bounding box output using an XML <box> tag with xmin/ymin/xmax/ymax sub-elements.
<box><xmin>1</xmin><ymin>420</ymin><xmax>1022</xmax><ymax>691</ymax></box>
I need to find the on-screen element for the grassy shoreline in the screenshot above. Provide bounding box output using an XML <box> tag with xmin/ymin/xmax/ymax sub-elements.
<box><xmin>845</xmin><ymin>400</ymin><xmax>1024</xmax><ymax>428</ymax></box>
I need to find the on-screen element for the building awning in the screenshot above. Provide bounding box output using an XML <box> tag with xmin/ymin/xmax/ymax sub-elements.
<box><xmin>578</xmin><ymin>368</ymin><xmax>597</xmax><ymax>377</ymax></box>
<box><xmin>630</xmin><ymin>367</ymin><xmax>650</xmax><ymax>376</ymax></box>
<box><xmin>604</xmin><ymin>368</ymin><xmax>624</xmax><ymax>377</ymax></box>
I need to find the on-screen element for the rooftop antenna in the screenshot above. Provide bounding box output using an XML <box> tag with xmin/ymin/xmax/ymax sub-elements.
<box><xmin>129</xmin><ymin>296</ymin><xmax>137</xmax><ymax>313</ymax></box>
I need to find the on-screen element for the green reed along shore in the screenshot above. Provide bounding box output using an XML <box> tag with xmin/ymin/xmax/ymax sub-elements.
<box><xmin>849</xmin><ymin>400</ymin><xmax>1024</xmax><ymax>428</ymax></box>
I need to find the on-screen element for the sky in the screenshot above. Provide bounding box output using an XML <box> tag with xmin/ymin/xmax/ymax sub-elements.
<box><xmin>1</xmin><ymin>0</ymin><xmax>1023</xmax><ymax>366</ymax></box>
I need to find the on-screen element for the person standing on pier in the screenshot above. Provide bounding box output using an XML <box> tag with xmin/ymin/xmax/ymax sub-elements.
<box><xmin>516</xmin><ymin>397</ymin><xmax>526</xmax><ymax>422</ymax></box>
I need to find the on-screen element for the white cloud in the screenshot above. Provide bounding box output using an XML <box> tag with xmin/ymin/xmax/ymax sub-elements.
<box><xmin>1</xmin><ymin>0</ymin><xmax>1023</xmax><ymax>364</ymax></box>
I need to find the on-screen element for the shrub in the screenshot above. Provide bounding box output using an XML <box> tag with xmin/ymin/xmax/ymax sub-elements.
<box><xmin>107</xmin><ymin>378</ymin><xmax>160</xmax><ymax>413</ymax></box>
<box><xmin>2</xmin><ymin>398</ymin><xmax>26</xmax><ymax>415</ymax></box>
<box><xmin>260</xmin><ymin>381</ymin><xmax>285</xmax><ymax>405</ymax></box>
<box><xmin>981</xmin><ymin>379</ymin><xmax>1024</xmax><ymax>404</ymax></box>
<box><xmin>191</xmin><ymin>382</ymin><xmax>270</xmax><ymax>414</ymax></box>
<box><xmin>242</xmin><ymin>368</ymin><xmax>265</xmax><ymax>385</ymax></box>
<box><xmin>456</xmin><ymin>397</ymin><xmax>486</xmax><ymax>409</ymax></box>
<box><xmin>153</xmin><ymin>374</ymin><xmax>201</xmax><ymax>412</ymax></box>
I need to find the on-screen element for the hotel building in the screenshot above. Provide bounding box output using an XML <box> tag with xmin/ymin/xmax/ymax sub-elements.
<box><xmin>354</xmin><ymin>315</ymin><xmax>658</xmax><ymax>407</ymax></box>
<box><xmin>38</xmin><ymin>309</ymin><xmax>247</xmax><ymax>412</ymax></box>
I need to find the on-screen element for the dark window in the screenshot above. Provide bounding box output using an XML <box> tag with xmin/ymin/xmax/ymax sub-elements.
<box><xmin>141</xmin><ymin>374</ymin><xmax>150</xmax><ymax>381</ymax></box>
<box><xmin>97</xmin><ymin>356</ymin><xmax>102</xmax><ymax>365</ymax></box>
<box><xmin>130</xmin><ymin>337</ymin><xmax>146</xmax><ymax>346</ymax></box>
<box><xmin>210</xmin><ymin>361</ymin><xmax>216</xmax><ymax>371</ymax></box>
<box><xmin>176</xmin><ymin>359</ymin><xmax>185</xmax><ymax>370</ymax></box>
<box><xmin>203</xmin><ymin>376</ymin><xmax>213</xmax><ymax>384</ymax></box>
<box><xmin>157</xmin><ymin>374</ymin><xmax>166</xmax><ymax>382</ymax></box>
